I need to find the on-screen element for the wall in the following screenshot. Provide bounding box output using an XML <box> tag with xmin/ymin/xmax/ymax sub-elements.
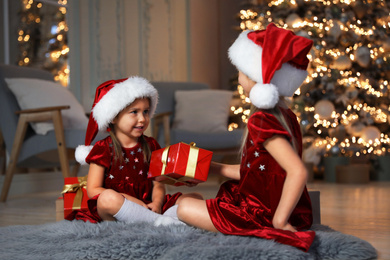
<box><xmin>67</xmin><ymin>0</ymin><xmax>242</xmax><ymax>110</ymax></box>
<box><xmin>0</xmin><ymin>0</ymin><xmax>22</xmax><ymax>65</ymax></box>
<box><xmin>68</xmin><ymin>0</ymin><xmax>190</xmax><ymax>109</ymax></box>
<box><xmin>190</xmin><ymin>0</ymin><xmax>242</xmax><ymax>90</ymax></box>
<box><xmin>1</xmin><ymin>0</ymin><xmax>242</xmax><ymax>110</ymax></box>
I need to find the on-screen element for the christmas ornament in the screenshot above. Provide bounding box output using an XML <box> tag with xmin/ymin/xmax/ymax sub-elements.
<box><xmin>354</xmin><ymin>46</ymin><xmax>371</xmax><ymax>68</ymax></box>
<box><xmin>314</xmin><ymin>100</ymin><xmax>335</xmax><ymax>119</ymax></box>
<box><xmin>285</xmin><ymin>13</ymin><xmax>302</xmax><ymax>28</ymax></box>
<box><xmin>345</xmin><ymin>86</ymin><xmax>359</xmax><ymax>100</ymax></box>
<box><xmin>361</xmin><ymin>125</ymin><xmax>381</xmax><ymax>143</ymax></box>
<box><xmin>331</xmin><ymin>55</ymin><xmax>352</xmax><ymax>70</ymax></box>
<box><xmin>352</xmin><ymin>1</ymin><xmax>368</xmax><ymax>19</ymax></box>
<box><xmin>329</xmin><ymin>144</ymin><xmax>341</xmax><ymax>156</ymax></box>
<box><xmin>329</xmin><ymin>125</ymin><xmax>347</xmax><ymax>140</ymax></box>
<box><xmin>346</xmin><ymin>121</ymin><xmax>365</xmax><ymax>137</ymax></box>
<box><xmin>382</xmin><ymin>37</ymin><xmax>390</xmax><ymax>52</ymax></box>
<box><xmin>335</xmin><ymin>93</ymin><xmax>350</xmax><ymax>106</ymax></box>
<box><xmin>302</xmin><ymin>145</ymin><xmax>322</xmax><ymax>166</ymax></box>
<box><xmin>329</xmin><ymin>21</ymin><xmax>342</xmax><ymax>41</ymax></box>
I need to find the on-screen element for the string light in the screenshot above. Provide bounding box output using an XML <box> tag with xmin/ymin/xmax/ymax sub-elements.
<box><xmin>18</xmin><ymin>0</ymin><xmax>69</xmax><ymax>86</ymax></box>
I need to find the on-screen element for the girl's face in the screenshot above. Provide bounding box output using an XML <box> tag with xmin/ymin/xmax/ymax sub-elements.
<box><xmin>112</xmin><ymin>98</ymin><xmax>150</xmax><ymax>147</ymax></box>
<box><xmin>238</xmin><ymin>71</ymin><xmax>256</xmax><ymax>96</ymax></box>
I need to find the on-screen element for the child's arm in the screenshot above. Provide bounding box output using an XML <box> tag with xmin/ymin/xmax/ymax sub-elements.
<box><xmin>210</xmin><ymin>162</ymin><xmax>240</xmax><ymax>180</ymax></box>
<box><xmin>147</xmin><ymin>181</ymin><xmax>166</xmax><ymax>214</ymax></box>
<box><xmin>87</xmin><ymin>163</ymin><xmax>107</xmax><ymax>198</ymax></box>
<box><xmin>263</xmin><ymin>135</ymin><xmax>308</xmax><ymax>232</ymax></box>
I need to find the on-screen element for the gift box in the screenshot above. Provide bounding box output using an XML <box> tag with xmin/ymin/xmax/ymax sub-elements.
<box><xmin>61</xmin><ymin>175</ymin><xmax>88</xmax><ymax>220</ymax></box>
<box><xmin>336</xmin><ymin>164</ymin><xmax>370</xmax><ymax>184</ymax></box>
<box><xmin>148</xmin><ymin>142</ymin><xmax>213</xmax><ymax>186</ymax></box>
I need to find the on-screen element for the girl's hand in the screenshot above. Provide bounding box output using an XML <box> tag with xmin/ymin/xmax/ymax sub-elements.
<box><xmin>149</xmin><ymin>181</ymin><xmax>165</xmax><ymax>213</ymax></box>
<box><xmin>184</xmin><ymin>181</ymin><xmax>198</xmax><ymax>187</ymax></box>
<box><xmin>147</xmin><ymin>201</ymin><xmax>162</xmax><ymax>214</ymax></box>
<box><xmin>272</xmin><ymin>218</ymin><xmax>297</xmax><ymax>232</ymax></box>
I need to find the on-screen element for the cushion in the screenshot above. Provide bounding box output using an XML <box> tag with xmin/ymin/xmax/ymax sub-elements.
<box><xmin>173</xmin><ymin>89</ymin><xmax>233</xmax><ymax>133</ymax></box>
<box><xmin>5</xmin><ymin>78</ymin><xmax>88</xmax><ymax>135</ymax></box>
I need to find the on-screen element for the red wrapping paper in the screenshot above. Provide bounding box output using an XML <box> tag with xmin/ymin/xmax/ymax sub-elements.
<box><xmin>148</xmin><ymin>142</ymin><xmax>213</xmax><ymax>186</ymax></box>
<box><xmin>62</xmin><ymin>176</ymin><xmax>88</xmax><ymax>220</ymax></box>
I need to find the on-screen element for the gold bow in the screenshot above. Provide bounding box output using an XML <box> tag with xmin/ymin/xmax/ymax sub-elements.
<box><xmin>160</xmin><ymin>142</ymin><xmax>199</xmax><ymax>185</ymax></box>
<box><xmin>61</xmin><ymin>176</ymin><xmax>87</xmax><ymax>210</ymax></box>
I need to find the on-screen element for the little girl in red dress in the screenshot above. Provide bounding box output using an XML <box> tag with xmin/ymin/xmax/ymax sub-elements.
<box><xmin>177</xmin><ymin>23</ymin><xmax>316</xmax><ymax>252</ymax></box>
<box><xmin>72</xmin><ymin>77</ymin><xmax>201</xmax><ymax>224</ymax></box>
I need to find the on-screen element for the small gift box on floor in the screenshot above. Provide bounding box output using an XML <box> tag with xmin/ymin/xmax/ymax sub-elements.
<box><xmin>61</xmin><ymin>175</ymin><xmax>89</xmax><ymax>220</ymax></box>
<box><xmin>148</xmin><ymin>142</ymin><xmax>213</xmax><ymax>186</ymax></box>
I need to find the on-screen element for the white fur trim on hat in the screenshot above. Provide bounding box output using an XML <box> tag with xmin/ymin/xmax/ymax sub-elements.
<box><xmin>93</xmin><ymin>76</ymin><xmax>158</xmax><ymax>130</ymax></box>
<box><xmin>75</xmin><ymin>145</ymin><xmax>94</xmax><ymax>165</ymax></box>
<box><xmin>272</xmin><ymin>62</ymin><xmax>308</xmax><ymax>97</ymax></box>
<box><xmin>228</xmin><ymin>31</ymin><xmax>263</xmax><ymax>84</ymax></box>
<box><xmin>249</xmin><ymin>83</ymin><xmax>279</xmax><ymax>109</ymax></box>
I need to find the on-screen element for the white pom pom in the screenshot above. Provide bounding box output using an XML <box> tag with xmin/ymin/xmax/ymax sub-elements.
<box><xmin>75</xmin><ymin>145</ymin><xmax>93</xmax><ymax>165</ymax></box>
<box><xmin>249</xmin><ymin>83</ymin><xmax>279</xmax><ymax>109</ymax></box>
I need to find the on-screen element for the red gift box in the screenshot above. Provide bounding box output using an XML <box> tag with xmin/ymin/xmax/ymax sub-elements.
<box><xmin>61</xmin><ymin>175</ymin><xmax>88</xmax><ymax>220</ymax></box>
<box><xmin>148</xmin><ymin>142</ymin><xmax>213</xmax><ymax>186</ymax></box>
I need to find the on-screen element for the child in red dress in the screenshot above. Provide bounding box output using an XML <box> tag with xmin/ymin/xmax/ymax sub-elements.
<box><xmin>177</xmin><ymin>23</ymin><xmax>316</xmax><ymax>252</ymax></box>
<box><xmin>73</xmin><ymin>77</ymin><xmax>201</xmax><ymax>225</ymax></box>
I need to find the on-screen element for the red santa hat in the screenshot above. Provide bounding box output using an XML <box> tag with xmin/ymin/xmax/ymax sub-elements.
<box><xmin>228</xmin><ymin>23</ymin><xmax>313</xmax><ymax>109</ymax></box>
<box><xmin>75</xmin><ymin>76</ymin><xmax>158</xmax><ymax>165</ymax></box>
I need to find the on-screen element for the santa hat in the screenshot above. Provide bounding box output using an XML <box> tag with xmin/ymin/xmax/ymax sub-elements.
<box><xmin>228</xmin><ymin>23</ymin><xmax>313</xmax><ymax>109</ymax></box>
<box><xmin>75</xmin><ymin>76</ymin><xmax>158</xmax><ymax>165</ymax></box>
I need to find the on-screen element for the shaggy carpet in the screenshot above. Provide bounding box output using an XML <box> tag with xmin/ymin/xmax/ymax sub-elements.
<box><xmin>0</xmin><ymin>221</ymin><xmax>377</xmax><ymax>260</ymax></box>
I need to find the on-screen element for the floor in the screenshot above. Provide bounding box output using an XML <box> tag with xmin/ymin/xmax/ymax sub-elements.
<box><xmin>0</xmin><ymin>176</ymin><xmax>389</xmax><ymax>259</ymax></box>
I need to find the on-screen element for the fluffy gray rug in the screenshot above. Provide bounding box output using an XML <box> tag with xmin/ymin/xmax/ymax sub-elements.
<box><xmin>0</xmin><ymin>221</ymin><xmax>376</xmax><ymax>260</ymax></box>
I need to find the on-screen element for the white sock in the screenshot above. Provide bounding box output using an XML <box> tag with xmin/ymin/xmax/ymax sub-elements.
<box><xmin>155</xmin><ymin>205</ymin><xmax>185</xmax><ymax>227</ymax></box>
<box><xmin>114</xmin><ymin>198</ymin><xmax>160</xmax><ymax>223</ymax></box>
<box><xmin>163</xmin><ymin>205</ymin><xmax>179</xmax><ymax>219</ymax></box>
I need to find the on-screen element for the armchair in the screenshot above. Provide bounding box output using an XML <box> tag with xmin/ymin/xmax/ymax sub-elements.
<box><xmin>151</xmin><ymin>82</ymin><xmax>244</xmax><ymax>161</ymax></box>
<box><xmin>0</xmin><ymin>64</ymin><xmax>105</xmax><ymax>201</ymax></box>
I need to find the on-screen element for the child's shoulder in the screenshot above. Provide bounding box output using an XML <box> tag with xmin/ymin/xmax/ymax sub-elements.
<box><xmin>248</xmin><ymin>108</ymin><xmax>290</xmax><ymax>131</ymax></box>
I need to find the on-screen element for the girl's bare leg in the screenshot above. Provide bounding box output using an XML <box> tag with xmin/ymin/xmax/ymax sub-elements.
<box><xmin>175</xmin><ymin>192</ymin><xmax>203</xmax><ymax>204</ymax></box>
<box><xmin>177</xmin><ymin>197</ymin><xmax>218</xmax><ymax>232</ymax></box>
<box><xmin>97</xmin><ymin>189</ymin><xmax>125</xmax><ymax>220</ymax></box>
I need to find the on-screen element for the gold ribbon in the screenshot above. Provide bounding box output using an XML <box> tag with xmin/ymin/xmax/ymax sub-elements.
<box><xmin>160</xmin><ymin>142</ymin><xmax>199</xmax><ymax>185</ymax></box>
<box><xmin>186</xmin><ymin>142</ymin><xmax>199</xmax><ymax>179</ymax></box>
<box><xmin>61</xmin><ymin>176</ymin><xmax>87</xmax><ymax>210</ymax></box>
<box><xmin>160</xmin><ymin>146</ymin><xmax>170</xmax><ymax>176</ymax></box>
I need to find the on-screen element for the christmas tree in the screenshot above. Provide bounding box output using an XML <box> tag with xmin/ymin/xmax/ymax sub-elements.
<box><xmin>17</xmin><ymin>0</ymin><xmax>69</xmax><ymax>86</ymax></box>
<box><xmin>232</xmin><ymin>0</ymin><xmax>390</xmax><ymax>169</ymax></box>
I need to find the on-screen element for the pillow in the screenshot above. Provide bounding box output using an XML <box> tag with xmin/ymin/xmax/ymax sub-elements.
<box><xmin>173</xmin><ymin>89</ymin><xmax>233</xmax><ymax>133</ymax></box>
<box><xmin>5</xmin><ymin>78</ymin><xmax>88</xmax><ymax>135</ymax></box>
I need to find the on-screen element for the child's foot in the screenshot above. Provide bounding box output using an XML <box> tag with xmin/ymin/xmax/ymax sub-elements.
<box><xmin>154</xmin><ymin>215</ymin><xmax>185</xmax><ymax>227</ymax></box>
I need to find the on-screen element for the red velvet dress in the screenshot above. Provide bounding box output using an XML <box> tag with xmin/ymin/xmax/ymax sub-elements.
<box><xmin>206</xmin><ymin>107</ymin><xmax>315</xmax><ymax>252</ymax></box>
<box><xmin>71</xmin><ymin>135</ymin><xmax>181</xmax><ymax>223</ymax></box>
